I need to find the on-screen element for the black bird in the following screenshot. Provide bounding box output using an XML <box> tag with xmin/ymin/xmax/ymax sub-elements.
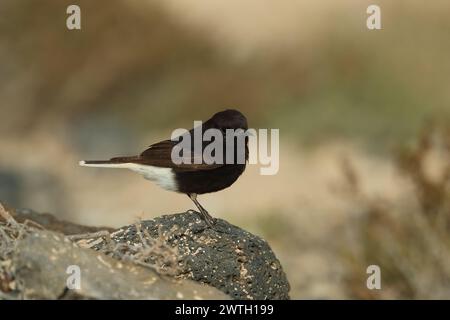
<box><xmin>79</xmin><ymin>109</ymin><xmax>249</xmax><ymax>227</ymax></box>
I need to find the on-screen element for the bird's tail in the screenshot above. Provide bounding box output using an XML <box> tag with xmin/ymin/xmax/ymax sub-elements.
<box><xmin>79</xmin><ymin>156</ymin><xmax>140</xmax><ymax>168</ymax></box>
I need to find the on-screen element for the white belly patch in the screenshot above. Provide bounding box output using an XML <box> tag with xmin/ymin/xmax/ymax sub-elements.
<box><xmin>127</xmin><ymin>164</ymin><xmax>177</xmax><ymax>192</ymax></box>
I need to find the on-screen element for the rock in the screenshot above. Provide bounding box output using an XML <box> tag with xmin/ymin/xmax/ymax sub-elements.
<box><xmin>1</xmin><ymin>205</ymin><xmax>290</xmax><ymax>300</ymax></box>
<box><xmin>106</xmin><ymin>211</ymin><xmax>290</xmax><ymax>300</ymax></box>
<box><xmin>12</xmin><ymin>230</ymin><xmax>229</xmax><ymax>300</ymax></box>
<box><xmin>10</xmin><ymin>207</ymin><xmax>114</xmax><ymax>235</ymax></box>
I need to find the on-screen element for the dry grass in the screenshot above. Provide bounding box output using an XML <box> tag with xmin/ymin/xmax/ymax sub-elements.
<box><xmin>0</xmin><ymin>203</ymin><xmax>31</xmax><ymax>298</ymax></box>
<box><xmin>340</xmin><ymin>124</ymin><xmax>450</xmax><ymax>299</ymax></box>
<box><xmin>0</xmin><ymin>203</ymin><xmax>182</xmax><ymax>299</ymax></box>
<box><xmin>74</xmin><ymin>223</ymin><xmax>182</xmax><ymax>277</ymax></box>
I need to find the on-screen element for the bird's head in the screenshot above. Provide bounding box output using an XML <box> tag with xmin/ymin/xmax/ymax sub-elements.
<box><xmin>207</xmin><ymin>109</ymin><xmax>248</xmax><ymax>133</ymax></box>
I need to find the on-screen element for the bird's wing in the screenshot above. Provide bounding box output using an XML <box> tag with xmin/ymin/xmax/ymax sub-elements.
<box><xmin>137</xmin><ymin>139</ymin><xmax>223</xmax><ymax>172</ymax></box>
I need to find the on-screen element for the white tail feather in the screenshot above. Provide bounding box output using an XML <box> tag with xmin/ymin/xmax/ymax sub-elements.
<box><xmin>78</xmin><ymin>161</ymin><xmax>130</xmax><ymax>169</ymax></box>
<box><xmin>79</xmin><ymin>161</ymin><xmax>177</xmax><ymax>191</ymax></box>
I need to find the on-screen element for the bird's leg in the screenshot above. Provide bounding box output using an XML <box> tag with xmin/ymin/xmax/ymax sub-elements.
<box><xmin>187</xmin><ymin>193</ymin><xmax>216</xmax><ymax>227</ymax></box>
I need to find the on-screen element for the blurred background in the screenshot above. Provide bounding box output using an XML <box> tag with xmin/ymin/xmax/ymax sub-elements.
<box><xmin>1</xmin><ymin>0</ymin><xmax>450</xmax><ymax>299</ymax></box>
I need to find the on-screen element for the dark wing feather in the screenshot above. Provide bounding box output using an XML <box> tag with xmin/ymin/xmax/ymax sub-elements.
<box><xmin>136</xmin><ymin>139</ymin><xmax>223</xmax><ymax>172</ymax></box>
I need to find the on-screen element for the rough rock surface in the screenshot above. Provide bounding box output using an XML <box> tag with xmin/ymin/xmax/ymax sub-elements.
<box><xmin>107</xmin><ymin>211</ymin><xmax>290</xmax><ymax>300</ymax></box>
<box><xmin>1</xmin><ymin>204</ymin><xmax>290</xmax><ymax>300</ymax></box>
<box><xmin>10</xmin><ymin>207</ymin><xmax>114</xmax><ymax>235</ymax></box>
<box><xmin>11</xmin><ymin>230</ymin><xmax>228</xmax><ymax>299</ymax></box>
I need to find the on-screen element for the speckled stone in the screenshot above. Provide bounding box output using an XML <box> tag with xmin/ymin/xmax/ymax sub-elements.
<box><xmin>110</xmin><ymin>211</ymin><xmax>290</xmax><ymax>300</ymax></box>
<box><xmin>12</xmin><ymin>230</ymin><xmax>229</xmax><ymax>300</ymax></box>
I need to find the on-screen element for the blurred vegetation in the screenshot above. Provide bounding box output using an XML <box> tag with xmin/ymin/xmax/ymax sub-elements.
<box><xmin>1</xmin><ymin>0</ymin><xmax>450</xmax><ymax>299</ymax></box>
<box><xmin>249</xmin><ymin>124</ymin><xmax>450</xmax><ymax>298</ymax></box>
<box><xmin>340</xmin><ymin>124</ymin><xmax>450</xmax><ymax>299</ymax></box>
<box><xmin>0</xmin><ymin>1</ymin><xmax>449</xmax><ymax>151</ymax></box>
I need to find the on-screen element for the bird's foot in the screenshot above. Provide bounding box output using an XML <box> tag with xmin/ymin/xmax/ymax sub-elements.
<box><xmin>200</xmin><ymin>210</ymin><xmax>216</xmax><ymax>228</ymax></box>
<box><xmin>187</xmin><ymin>209</ymin><xmax>216</xmax><ymax>228</ymax></box>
